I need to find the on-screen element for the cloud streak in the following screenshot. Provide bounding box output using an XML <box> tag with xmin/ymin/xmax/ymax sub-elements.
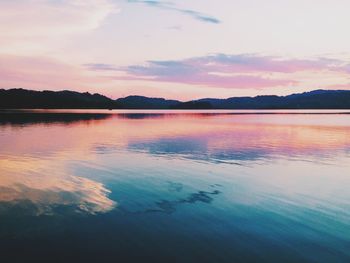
<box><xmin>86</xmin><ymin>54</ymin><xmax>350</xmax><ymax>89</ymax></box>
<box><xmin>127</xmin><ymin>0</ymin><xmax>220</xmax><ymax>24</ymax></box>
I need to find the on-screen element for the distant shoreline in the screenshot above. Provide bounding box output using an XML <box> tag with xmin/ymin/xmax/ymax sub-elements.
<box><xmin>1</xmin><ymin>109</ymin><xmax>350</xmax><ymax>115</ymax></box>
<box><xmin>1</xmin><ymin>88</ymin><xmax>350</xmax><ymax>110</ymax></box>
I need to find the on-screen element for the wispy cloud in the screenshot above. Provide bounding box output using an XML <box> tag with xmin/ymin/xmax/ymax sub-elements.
<box><xmin>0</xmin><ymin>0</ymin><xmax>118</xmax><ymax>55</ymax></box>
<box><xmin>86</xmin><ymin>54</ymin><xmax>350</xmax><ymax>89</ymax></box>
<box><xmin>127</xmin><ymin>0</ymin><xmax>220</xmax><ymax>24</ymax></box>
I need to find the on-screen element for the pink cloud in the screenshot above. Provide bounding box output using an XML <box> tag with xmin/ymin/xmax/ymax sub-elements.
<box><xmin>88</xmin><ymin>54</ymin><xmax>350</xmax><ymax>89</ymax></box>
<box><xmin>181</xmin><ymin>54</ymin><xmax>334</xmax><ymax>73</ymax></box>
<box><xmin>118</xmin><ymin>73</ymin><xmax>296</xmax><ymax>89</ymax></box>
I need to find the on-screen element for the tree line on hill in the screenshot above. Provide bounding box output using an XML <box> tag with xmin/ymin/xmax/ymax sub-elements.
<box><xmin>1</xmin><ymin>88</ymin><xmax>350</xmax><ymax>109</ymax></box>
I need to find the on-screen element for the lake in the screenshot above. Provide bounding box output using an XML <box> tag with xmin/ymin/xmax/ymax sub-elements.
<box><xmin>0</xmin><ymin>110</ymin><xmax>350</xmax><ymax>262</ymax></box>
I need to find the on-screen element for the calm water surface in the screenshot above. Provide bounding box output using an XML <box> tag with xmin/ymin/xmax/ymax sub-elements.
<box><xmin>0</xmin><ymin>110</ymin><xmax>350</xmax><ymax>262</ymax></box>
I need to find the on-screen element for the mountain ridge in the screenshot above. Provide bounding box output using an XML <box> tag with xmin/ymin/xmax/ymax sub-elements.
<box><xmin>1</xmin><ymin>88</ymin><xmax>350</xmax><ymax>109</ymax></box>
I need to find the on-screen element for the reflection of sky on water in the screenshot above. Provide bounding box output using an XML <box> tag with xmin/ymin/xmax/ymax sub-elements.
<box><xmin>0</xmin><ymin>111</ymin><xmax>350</xmax><ymax>215</ymax></box>
<box><xmin>0</xmin><ymin>155</ymin><xmax>115</xmax><ymax>215</ymax></box>
<box><xmin>128</xmin><ymin>136</ymin><xmax>268</xmax><ymax>162</ymax></box>
<box><xmin>1</xmin><ymin>111</ymin><xmax>350</xmax><ymax>212</ymax></box>
<box><xmin>126</xmin><ymin>122</ymin><xmax>350</xmax><ymax>163</ymax></box>
<box><xmin>0</xmin><ymin>111</ymin><xmax>350</xmax><ymax>262</ymax></box>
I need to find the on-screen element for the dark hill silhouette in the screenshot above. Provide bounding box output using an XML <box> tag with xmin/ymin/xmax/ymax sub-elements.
<box><xmin>116</xmin><ymin>95</ymin><xmax>179</xmax><ymax>109</ymax></box>
<box><xmin>0</xmin><ymin>89</ymin><xmax>115</xmax><ymax>109</ymax></box>
<box><xmin>177</xmin><ymin>90</ymin><xmax>350</xmax><ymax>109</ymax></box>
<box><xmin>170</xmin><ymin>101</ymin><xmax>213</xmax><ymax>109</ymax></box>
<box><xmin>1</xmin><ymin>88</ymin><xmax>350</xmax><ymax>109</ymax></box>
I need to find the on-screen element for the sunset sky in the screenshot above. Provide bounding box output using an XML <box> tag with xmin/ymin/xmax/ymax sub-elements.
<box><xmin>1</xmin><ymin>0</ymin><xmax>350</xmax><ymax>100</ymax></box>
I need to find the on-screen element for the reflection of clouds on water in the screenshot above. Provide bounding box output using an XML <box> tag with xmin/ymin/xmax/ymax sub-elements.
<box><xmin>3</xmin><ymin>112</ymin><xmax>350</xmax><ymax>166</ymax></box>
<box><xmin>127</xmin><ymin>123</ymin><xmax>350</xmax><ymax>163</ymax></box>
<box><xmin>167</xmin><ymin>181</ymin><xmax>183</xmax><ymax>192</ymax></box>
<box><xmin>129</xmin><ymin>137</ymin><xmax>207</xmax><ymax>155</ymax></box>
<box><xmin>145</xmin><ymin>189</ymin><xmax>221</xmax><ymax>214</ymax></box>
<box><xmin>0</xmin><ymin>158</ymin><xmax>116</xmax><ymax>215</ymax></box>
<box><xmin>123</xmin><ymin>187</ymin><xmax>221</xmax><ymax>215</ymax></box>
<box><xmin>128</xmin><ymin>136</ymin><xmax>268</xmax><ymax>163</ymax></box>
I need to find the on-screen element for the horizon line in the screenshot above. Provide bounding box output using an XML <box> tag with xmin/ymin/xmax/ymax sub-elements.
<box><xmin>1</xmin><ymin>87</ymin><xmax>349</xmax><ymax>102</ymax></box>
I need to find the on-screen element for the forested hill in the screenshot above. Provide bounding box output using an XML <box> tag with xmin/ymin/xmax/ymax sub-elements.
<box><xmin>1</xmin><ymin>88</ymin><xmax>350</xmax><ymax>109</ymax></box>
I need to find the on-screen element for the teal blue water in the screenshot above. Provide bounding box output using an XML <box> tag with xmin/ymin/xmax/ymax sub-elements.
<box><xmin>0</xmin><ymin>110</ymin><xmax>349</xmax><ymax>262</ymax></box>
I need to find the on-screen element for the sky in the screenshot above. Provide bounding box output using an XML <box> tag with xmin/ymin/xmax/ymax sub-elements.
<box><xmin>1</xmin><ymin>0</ymin><xmax>350</xmax><ymax>100</ymax></box>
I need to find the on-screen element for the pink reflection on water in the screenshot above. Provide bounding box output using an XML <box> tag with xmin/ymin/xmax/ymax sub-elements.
<box><xmin>0</xmin><ymin>111</ymin><xmax>349</xmax><ymax>214</ymax></box>
<box><xmin>0</xmin><ymin>111</ymin><xmax>350</xmax><ymax>158</ymax></box>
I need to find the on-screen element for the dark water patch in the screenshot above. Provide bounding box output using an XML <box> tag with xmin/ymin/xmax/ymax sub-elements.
<box><xmin>0</xmin><ymin>111</ymin><xmax>111</xmax><ymax>126</ymax></box>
